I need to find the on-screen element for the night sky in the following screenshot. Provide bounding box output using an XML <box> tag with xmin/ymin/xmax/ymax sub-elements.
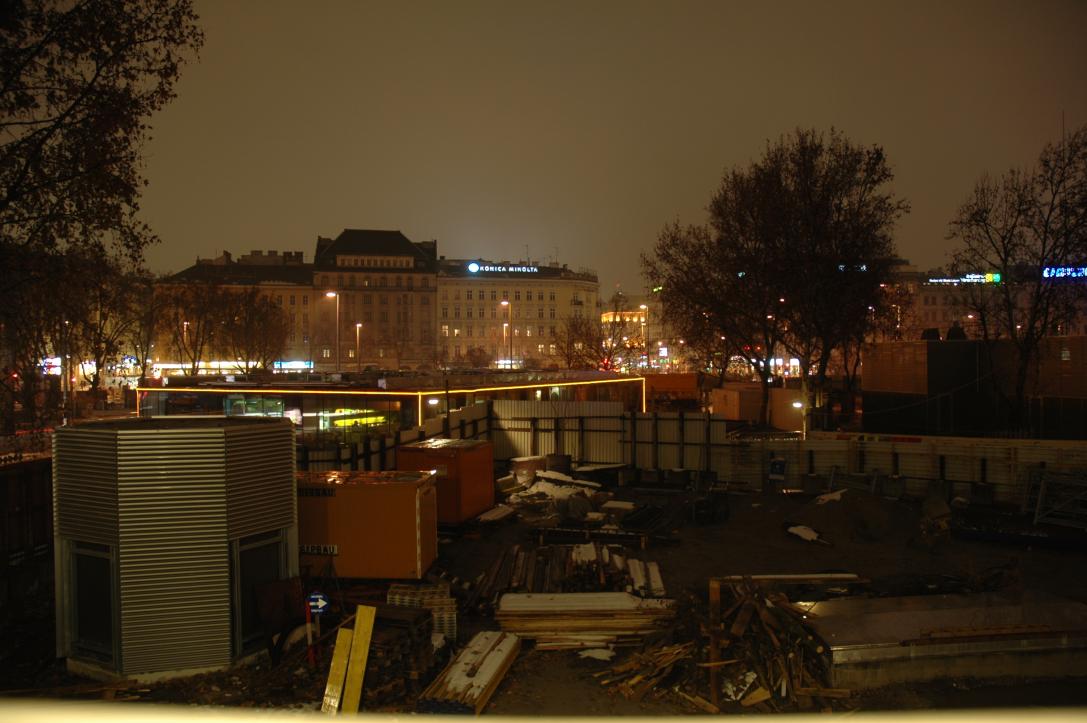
<box><xmin>139</xmin><ymin>0</ymin><xmax>1087</xmax><ymax>293</ymax></box>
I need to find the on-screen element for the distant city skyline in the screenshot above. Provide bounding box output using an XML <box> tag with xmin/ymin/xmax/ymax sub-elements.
<box><xmin>139</xmin><ymin>0</ymin><xmax>1087</xmax><ymax>292</ymax></box>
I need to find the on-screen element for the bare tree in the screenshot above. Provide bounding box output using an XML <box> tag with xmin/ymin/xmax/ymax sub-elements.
<box><xmin>218</xmin><ymin>288</ymin><xmax>290</xmax><ymax>373</ymax></box>
<box><xmin>158</xmin><ymin>280</ymin><xmax>224</xmax><ymax>376</ymax></box>
<box><xmin>1</xmin><ymin>0</ymin><xmax>203</xmax><ymax>268</ymax></box>
<box><xmin>949</xmin><ymin>126</ymin><xmax>1087</xmax><ymax>431</ymax></box>
<box><xmin>645</xmin><ymin>129</ymin><xmax>907</xmax><ymax>428</ymax></box>
<box><xmin>554</xmin><ymin>315</ymin><xmax>602</xmax><ymax>370</ymax></box>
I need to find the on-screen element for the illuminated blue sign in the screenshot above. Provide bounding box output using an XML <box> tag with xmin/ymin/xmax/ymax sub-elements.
<box><xmin>1043</xmin><ymin>266</ymin><xmax>1087</xmax><ymax>279</ymax></box>
<box><xmin>466</xmin><ymin>262</ymin><xmax>539</xmax><ymax>273</ymax></box>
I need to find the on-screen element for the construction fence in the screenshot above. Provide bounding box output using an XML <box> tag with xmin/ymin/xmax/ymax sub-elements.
<box><xmin>302</xmin><ymin>400</ymin><xmax>1087</xmax><ymax>519</ymax></box>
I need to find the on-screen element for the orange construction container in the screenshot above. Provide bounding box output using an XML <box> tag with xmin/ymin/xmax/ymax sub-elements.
<box><xmin>296</xmin><ymin>470</ymin><xmax>437</xmax><ymax>580</ymax></box>
<box><xmin>396</xmin><ymin>439</ymin><xmax>494</xmax><ymax>525</ymax></box>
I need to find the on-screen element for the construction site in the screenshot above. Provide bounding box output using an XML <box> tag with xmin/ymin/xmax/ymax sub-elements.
<box><xmin>2</xmin><ymin>400</ymin><xmax>1087</xmax><ymax>716</ymax></box>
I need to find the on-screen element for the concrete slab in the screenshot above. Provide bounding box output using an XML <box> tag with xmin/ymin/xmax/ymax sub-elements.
<box><xmin>805</xmin><ymin>591</ymin><xmax>1087</xmax><ymax>689</ymax></box>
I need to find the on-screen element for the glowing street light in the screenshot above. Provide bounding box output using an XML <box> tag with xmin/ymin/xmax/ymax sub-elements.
<box><xmin>501</xmin><ymin>300</ymin><xmax>513</xmax><ymax>368</ymax></box>
<box><xmin>355</xmin><ymin>322</ymin><xmax>362</xmax><ymax>373</ymax></box>
<box><xmin>634</xmin><ymin>302</ymin><xmax>643</xmax><ymax>369</ymax></box>
<box><xmin>325</xmin><ymin>291</ymin><xmax>340</xmax><ymax>373</ymax></box>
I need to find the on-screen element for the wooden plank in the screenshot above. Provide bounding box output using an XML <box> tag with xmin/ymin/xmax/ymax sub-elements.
<box><xmin>341</xmin><ymin>604</ymin><xmax>377</xmax><ymax>714</ymax></box>
<box><xmin>321</xmin><ymin>627</ymin><xmax>354</xmax><ymax>714</ymax></box>
<box><xmin>646</xmin><ymin>562</ymin><xmax>666</xmax><ymax>597</ymax></box>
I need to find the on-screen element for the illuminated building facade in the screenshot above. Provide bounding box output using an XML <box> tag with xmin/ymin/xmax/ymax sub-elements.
<box><xmin>435</xmin><ymin>258</ymin><xmax>600</xmax><ymax>368</ymax></box>
<box><xmin>312</xmin><ymin>229</ymin><xmax>438</xmax><ymax>371</ymax></box>
<box><xmin>883</xmin><ymin>264</ymin><xmax>1087</xmax><ymax>341</ymax></box>
<box><xmin>160</xmin><ymin>230</ymin><xmax>440</xmax><ymax>374</ymax></box>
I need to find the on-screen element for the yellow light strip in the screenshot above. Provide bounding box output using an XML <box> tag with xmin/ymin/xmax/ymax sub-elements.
<box><xmin>137</xmin><ymin>376</ymin><xmax>648</xmax><ymax>417</ymax></box>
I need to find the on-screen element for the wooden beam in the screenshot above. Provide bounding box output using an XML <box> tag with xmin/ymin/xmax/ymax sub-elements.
<box><xmin>340</xmin><ymin>604</ymin><xmax>377</xmax><ymax>714</ymax></box>
<box><xmin>321</xmin><ymin>627</ymin><xmax>354</xmax><ymax>714</ymax></box>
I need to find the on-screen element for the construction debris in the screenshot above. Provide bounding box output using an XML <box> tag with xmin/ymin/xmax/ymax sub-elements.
<box><xmin>495</xmin><ymin>592</ymin><xmax>676</xmax><ymax>650</ymax></box>
<box><xmin>785</xmin><ymin>524</ymin><xmax>831</xmax><ymax>545</ymax></box>
<box><xmin>417</xmin><ymin>631</ymin><xmax>520</xmax><ymax>714</ymax></box>
<box><xmin>706</xmin><ymin>577</ymin><xmax>844</xmax><ymax>711</ymax></box>
<box><xmin>593</xmin><ymin>641</ymin><xmax>694</xmax><ymax>700</ymax></box>
<box><xmin>467</xmin><ymin>541</ymin><xmax>668</xmax><ymax>613</ymax></box>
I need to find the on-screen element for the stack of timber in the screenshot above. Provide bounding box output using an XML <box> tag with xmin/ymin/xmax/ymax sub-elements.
<box><xmin>495</xmin><ymin>592</ymin><xmax>676</xmax><ymax>650</ymax></box>
<box><xmin>359</xmin><ymin>604</ymin><xmax>443</xmax><ymax>704</ymax></box>
<box><xmin>468</xmin><ymin>542</ymin><xmax>667</xmax><ymax>613</ymax></box>
<box><xmin>706</xmin><ymin>577</ymin><xmax>847</xmax><ymax>712</ymax></box>
<box><xmin>594</xmin><ymin>641</ymin><xmax>695</xmax><ymax>701</ymax></box>
<box><xmin>388</xmin><ymin>582</ymin><xmax>457</xmax><ymax>641</ymax></box>
<box><xmin>417</xmin><ymin>631</ymin><xmax>520</xmax><ymax>714</ymax></box>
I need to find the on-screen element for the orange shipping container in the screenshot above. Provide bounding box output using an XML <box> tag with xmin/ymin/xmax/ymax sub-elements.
<box><xmin>296</xmin><ymin>470</ymin><xmax>437</xmax><ymax>580</ymax></box>
<box><xmin>396</xmin><ymin>439</ymin><xmax>494</xmax><ymax>525</ymax></box>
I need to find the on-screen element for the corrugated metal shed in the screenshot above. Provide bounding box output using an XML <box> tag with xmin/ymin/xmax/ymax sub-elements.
<box><xmin>53</xmin><ymin>417</ymin><xmax>296</xmax><ymax>678</ymax></box>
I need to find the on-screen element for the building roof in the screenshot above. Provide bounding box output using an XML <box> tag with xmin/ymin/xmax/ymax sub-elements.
<box><xmin>166</xmin><ymin>261</ymin><xmax>313</xmax><ymax>286</ymax></box>
<box><xmin>314</xmin><ymin>229</ymin><xmax>438</xmax><ymax>271</ymax></box>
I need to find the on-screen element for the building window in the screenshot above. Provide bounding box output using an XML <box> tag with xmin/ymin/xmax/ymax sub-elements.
<box><xmin>302</xmin><ymin>334</ymin><xmax>309</xmax><ymax>344</ymax></box>
<box><xmin>502</xmin><ymin>290</ymin><xmax>508</xmax><ymax>300</ymax></box>
<box><xmin>514</xmin><ymin>291</ymin><xmax>520</xmax><ymax>301</ymax></box>
<box><xmin>537</xmin><ymin>292</ymin><xmax>543</xmax><ymax>301</ymax></box>
<box><xmin>466</xmin><ymin>290</ymin><xmax>473</xmax><ymax>300</ymax></box>
<box><xmin>363</xmin><ymin>294</ymin><xmax>371</xmax><ymax>305</ymax></box>
<box><xmin>467</xmin><ymin>326</ymin><xmax>473</xmax><ymax>338</ymax></box>
<box><xmin>538</xmin><ymin>308</ymin><xmax>544</xmax><ymax>319</ymax></box>
<box><xmin>549</xmin><ymin>291</ymin><xmax>555</xmax><ymax>301</ymax></box>
<box><xmin>490</xmin><ymin>290</ymin><xmax>497</xmax><ymax>301</ymax></box>
<box><xmin>302</xmin><ymin>295</ymin><xmax>308</xmax><ymax>305</ymax></box>
<box><xmin>363</xmin><ymin>311</ymin><xmax>372</xmax><ymax>322</ymax></box>
<box><xmin>289</xmin><ymin>295</ymin><xmax>296</xmax><ymax>305</ymax></box>
<box><xmin>491</xmin><ymin>308</ymin><xmax>496</xmax><ymax>319</ymax></box>
<box><xmin>454</xmin><ymin>307</ymin><xmax>461</xmax><ymax>319</ymax></box>
<box><xmin>379</xmin><ymin>295</ymin><xmax>388</xmax><ymax>305</ymax></box>
<box><xmin>549</xmin><ymin>308</ymin><xmax>556</xmax><ymax>319</ymax></box>
<box><xmin>453</xmin><ymin>328</ymin><xmax>460</xmax><ymax>337</ymax></box>
<box><xmin>321</xmin><ymin>348</ymin><xmax>331</xmax><ymax>358</ymax></box>
<box><xmin>380</xmin><ymin>311</ymin><xmax>388</xmax><ymax>322</ymax></box>
<box><xmin>442</xmin><ymin>307</ymin><xmax>448</xmax><ymax>318</ymax></box>
<box><xmin>467</xmin><ymin>308</ymin><xmax>473</xmax><ymax>319</ymax></box>
<box><xmin>422</xmin><ymin>296</ymin><xmax>429</xmax><ymax>305</ymax></box>
<box><xmin>422</xmin><ymin>278</ymin><xmax>429</xmax><ymax>288</ymax></box>
<box><xmin>549</xmin><ymin>326</ymin><xmax>555</xmax><ymax>337</ymax></box>
<box><xmin>441</xmin><ymin>325</ymin><xmax>449</xmax><ymax>337</ymax></box>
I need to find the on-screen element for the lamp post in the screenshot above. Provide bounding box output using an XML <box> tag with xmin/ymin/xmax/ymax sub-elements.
<box><xmin>355</xmin><ymin>322</ymin><xmax>362</xmax><ymax>373</ymax></box>
<box><xmin>501</xmin><ymin>300</ymin><xmax>513</xmax><ymax>368</ymax></box>
<box><xmin>325</xmin><ymin>291</ymin><xmax>340</xmax><ymax>373</ymax></box>
<box><xmin>639</xmin><ymin>304</ymin><xmax>648</xmax><ymax>370</ymax></box>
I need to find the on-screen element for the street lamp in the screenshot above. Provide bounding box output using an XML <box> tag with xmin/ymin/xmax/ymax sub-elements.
<box><xmin>501</xmin><ymin>300</ymin><xmax>513</xmax><ymax>368</ymax></box>
<box><xmin>639</xmin><ymin>304</ymin><xmax>648</xmax><ymax>370</ymax></box>
<box><xmin>325</xmin><ymin>291</ymin><xmax>340</xmax><ymax>373</ymax></box>
<box><xmin>355</xmin><ymin>322</ymin><xmax>362</xmax><ymax>373</ymax></box>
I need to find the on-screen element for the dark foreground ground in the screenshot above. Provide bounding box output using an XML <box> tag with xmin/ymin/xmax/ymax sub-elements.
<box><xmin>2</xmin><ymin>486</ymin><xmax>1087</xmax><ymax>716</ymax></box>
